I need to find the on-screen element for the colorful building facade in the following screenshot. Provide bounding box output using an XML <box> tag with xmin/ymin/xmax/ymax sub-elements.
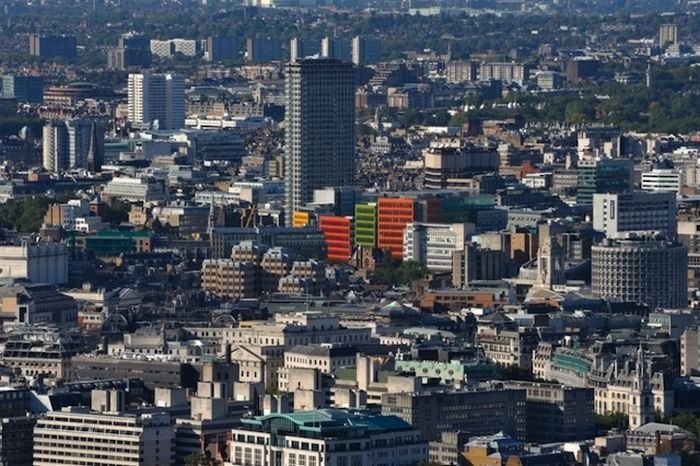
<box><xmin>319</xmin><ymin>215</ymin><xmax>353</xmax><ymax>262</ymax></box>
<box><xmin>354</xmin><ymin>203</ymin><xmax>377</xmax><ymax>248</ymax></box>
<box><xmin>377</xmin><ymin>197</ymin><xmax>415</xmax><ymax>258</ymax></box>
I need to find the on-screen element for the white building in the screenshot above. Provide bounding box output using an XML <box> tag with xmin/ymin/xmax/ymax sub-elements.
<box><xmin>641</xmin><ymin>168</ymin><xmax>681</xmax><ymax>194</ymax></box>
<box><xmin>150</xmin><ymin>38</ymin><xmax>200</xmax><ymax>58</ymax></box>
<box><xmin>0</xmin><ymin>241</ymin><xmax>68</xmax><ymax>284</ymax></box>
<box><xmin>74</xmin><ymin>216</ymin><xmax>107</xmax><ymax>233</ymax></box>
<box><xmin>592</xmin><ymin>191</ymin><xmax>677</xmax><ymax>239</ymax></box>
<box><xmin>50</xmin><ymin>199</ymin><xmax>89</xmax><ymax>227</ymax></box>
<box><xmin>42</xmin><ymin>118</ymin><xmax>103</xmax><ymax>172</ymax></box>
<box><xmin>44</xmin><ymin>199</ymin><xmax>107</xmax><ymax>232</ymax></box>
<box><xmin>128</xmin><ymin>72</ymin><xmax>185</xmax><ymax>130</ymax></box>
<box><xmin>172</xmin><ymin>38</ymin><xmax>200</xmax><ymax>56</ymax></box>
<box><xmin>479</xmin><ymin>62</ymin><xmax>527</xmax><ymax>85</ymax></box>
<box><xmin>403</xmin><ymin>222</ymin><xmax>473</xmax><ymax>272</ymax></box>
<box><xmin>229</xmin><ymin>409</ymin><xmax>427</xmax><ymax>466</ymax></box>
<box><xmin>150</xmin><ymin>39</ymin><xmax>173</xmax><ymax>58</ymax></box>
<box><xmin>522</xmin><ymin>172</ymin><xmax>551</xmax><ymax>189</ymax></box>
<box><xmin>33</xmin><ymin>405</ymin><xmax>174</xmax><ymax>466</ymax></box>
<box><xmin>103</xmin><ymin>176</ymin><xmax>167</xmax><ymax>203</ymax></box>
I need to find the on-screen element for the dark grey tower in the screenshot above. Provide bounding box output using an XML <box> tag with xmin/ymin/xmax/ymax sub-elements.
<box><xmin>284</xmin><ymin>58</ymin><xmax>355</xmax><ymax>225</ymax></box>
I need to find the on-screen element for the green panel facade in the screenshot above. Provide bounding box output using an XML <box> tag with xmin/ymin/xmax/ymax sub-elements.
<box><xmin>354</xmin><ymin>203</ymin><xmax>377</xmax><ymax>248</ymax></box>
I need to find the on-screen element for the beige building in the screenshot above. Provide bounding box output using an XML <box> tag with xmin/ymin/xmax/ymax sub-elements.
<box><xmin>201</xmin><ymin>259</ymin><xmax>257</xmax><ymax>299</ymax></box>
<box><xmin>224</xmin><ymin>313</ymin><xmax>371</xmax><ymax>389</ymax></box>
<box><xmin>589</xmin><ymin>348</ymin><xmax>669</xmax><ymax>430</ymax></box>
<box><xmin>277</xmin><ymin>366</ymin><xmax>323</xmax><ymax>393</ymax></box>
<box><xmin>175</xmin><ymin>382</ymin><xmax>239</xmax><ymax>465</ymax></box>
<box><xmin>33</xmin><ymin>391</ymin><xmax>174</xmax><ymax>466</ymax></box>
<box><xmin>681</xmin><ymin>326</ymin><xmax>700</xmax><ymax>376</ymax></box>
<box><xmin>277</xmin><ymin>259</ymin><xmax>325</xmax><ymax>294</ymax></box>
<box><xmin>201</xmin><ymin>242</ymin><xmax>292</xmax><ymax>299</ymax></box>
<box><xmin>0</xmin><ymin>241</ymin><xmax>68</xmax><ymax>285</ymax></box>
<box><xmin>0</xmin><ymin>282</ymin><xmax>76</xmax><ymax>325</ymax></box>
<box><xmin>230</xmin><ymin>345</ymin><xmax>283</xmax><ymax>389</ymax></box>
<box><xmin>204</xmin><ymin>313</ymin><xmax>373</xmax><ymax>349</ymax></box>
<box><xmin>0</xmin><ymin>327</ymin><xmax>82</xmax><ymax>383</ymax></box>
<box><xmin>284</xmin><ymin>344</ymin><xmax>356</xmax><ymax>374</ymax></box>
<box><xmin>478</xmin><ymin>328</ymin><xmax>539</xmax><ymax>371</ymax></box>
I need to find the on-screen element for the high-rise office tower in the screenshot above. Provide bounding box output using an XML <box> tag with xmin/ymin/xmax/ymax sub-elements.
<box><xmin>290</xmin><ymin>38</ymin><xmax>321</xmax><ymax>62</ymax></box>
<box><xmin>67</xmin><ymin>119</ymin><xmax>104</xmax><ymax>172</ymax></box>
<box><xmin>352</xmin><ymin>35</ymin><xmax>381</xmax><ymax>65</ymax></box>
<box><xmin>119</xmin><ymin>32</ymin><xmax>150</xmax><ymax>50</ymax></box>
<box><xmin>284</xmin><ymin>59</ymin><xmax>355</xmax><ymax>225</ymax></box>
<box><xmin>593</xmin><ymin>191</ymin><xmax>677</xmax><ymax>239</ymax></box>
<box><xmin>2</xmin><ymin>75</ymin><xmax>43</xmax><ymax>103</ymax></box>
<box><xmin>575</xmin><ymin>158</ymin><xmax>634</xmax><ymax>205</ymax></box>
<box><xmin>127</xmin><ymin>73</ymin><xmax>185</xmax><ymax>130</ymax></box>
<box><xmin>205</xmin><ymin>36</ymin><xmax>239</xmax><ymax>62</ymax></box>
<box><xmin>659</xmin><ymin>24</ymin><xmax>678</xmax><ymax>48</ymax></box>
<box><xmin>107</xmin><ymin>32</ymin><xmax>151</xmax><ymax>70</ymax></box>
<box><xmin>246</xmin><ymin>38</ymin><xmax>283</xmax><ymax>63</ymax></box>
<box><xmin>43</xmin><ymin>121</ymin><xmax>69</xmax><ymax>173</ymax></box>
<box><xmin>321</xmin><ymin>37</ymin><xmax>352</xmax><ymax>62</ymax></box>
<box><xmin>29</xmin><ymin>34</ymin><xmax>77</xmax><ymax>59</ymax></box>
<box><xmin>43</xmin><ymin>119</ymin><xmax>104</xmax><ymax>173</ymax></box>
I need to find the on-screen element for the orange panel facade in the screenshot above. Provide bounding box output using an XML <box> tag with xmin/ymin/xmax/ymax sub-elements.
<box><xmin>319</xmin><ymin>215</ymin><xmax>353</xmax><ymax>262</ymax></box>
<box><xmin>377</xmin><ymin>197</ymin><xmax>415</xmax><ymax>259</ymax></box>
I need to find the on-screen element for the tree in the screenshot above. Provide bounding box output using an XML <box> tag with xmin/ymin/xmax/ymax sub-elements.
<box><xmin>0</xmin><ymin>197</ymin><xmax>53</xmax><ymax>233</ymax></box>
<box><xmin>449</xmin><ymin>112</ymin><xmax>468</xmax><ymax>127</ymax></box>
<box><xmin>374</xmin><ymin>260</ymin><xmax>427</xmax><ymax>286</ymax></box>
<box><xmin>498</xmin><ymin>363</ymin><xmax>534</xmax><ymax>381</ymax></box>
<box><xmin>666</xmin><ymin>412</ymin><xmax>700</xmax><ymax>439</ymax></box>
<box><xmin>184</xmin><ymin>453</ymin><xmax>221</xmax><ymax>466</ymax></box>
<box><xmin>595</xmin><ymin>412</ymin><xmax>629</xmax><ymax>431</ymax></box>
<box><xmin>102</xmin><ymin>200</ymin><xmax>131</xmax><ymax>226</ymax></box>
<box><xmin>565</xmin><ymin>97</ymin><xmax>597</xmax><ymax>124</ymax></box>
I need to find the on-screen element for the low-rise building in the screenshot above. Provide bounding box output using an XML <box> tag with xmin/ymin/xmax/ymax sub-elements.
<box><xmin>478</xmin><ymin>328</ymin><xmax>540</xmax><ymax>371</ymax></box>
<box><xmin>0</xmin><ymin>242</ymin><xmax>68</xmax><ymax>285</ymax></box>
<box><xmin>463</xmin><ymin>432</ymin><xmax>575</xmax><ymax>466</ymax></box>
<box><xmin>403</xmin><ymin>222</ymin><xmax>472</xmax><ymax>272</ymax></box>
<box><xmin>625</xmin><ymin>423</ymin><xmax>696</xmax><ymax>456</ymax></box>
<box><xmin>0</xmin><ymin>282</ymin><xmax>76</xmax><ymax>325</ymax></box>
<box><xmin>503</xmin><ymin>381</ymin><xmax>596</xmax><ymax>443</ymax></box>
<box><xmin>641</xmin><ymin>169</ymin><xmax>681</xmax><ymax>194</ymax></box>
<box><xmin>0</xmin><ymin>327</ymin><xmax>83</xmax><ymax>383</ymax></box>
<box><xmin>428</xmin><ymin>431</ymin><xmax>469</xmax><ymax>466</ymax></box>
<box><xmin>102</xmin><ymin>176</ymin><xmax>167</xmax><ymax>203</ymax></box>
<box><xmin>284</xmin><ymin>344</ymin><xmax>357</xmax><ymax>374</ymax></box>
<box><xmin>229</xmin><ymin>409</ymin><xmax>427</xmax><ymax>466</ymax></box>
<box><xmin>380</xmin><ymin>387</ymin><xmax>527</xmax><ymax>441</ymax></box>
<box><xmin>33</xmin><ymin>405</ymin><xmax>174</xmax><ymax>466</ymax></box>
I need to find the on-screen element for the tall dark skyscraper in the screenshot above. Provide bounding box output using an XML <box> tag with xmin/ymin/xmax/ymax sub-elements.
<box><xmin>2</xmin><ymin>75</ymin><xmax>43</xmax><ymax>103</ymax></box>
<box><xmin>284</xmin><ymin>59</ymin><xmax>355</xmax><ymax>224</ymax></box>
<box><xmin>29</xmin><ymin>34</ymin><xmax>77</xmax><ymax>59</ymax></box>
<box><xmin>205</xmin><ymin>36</ymin><xmax>239</xmax><ymax>62</ymax></box>
<box><xmin>107</xmin><ymin>32</ymin><xmax>152</xmax><ymax>70</ymax></box>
